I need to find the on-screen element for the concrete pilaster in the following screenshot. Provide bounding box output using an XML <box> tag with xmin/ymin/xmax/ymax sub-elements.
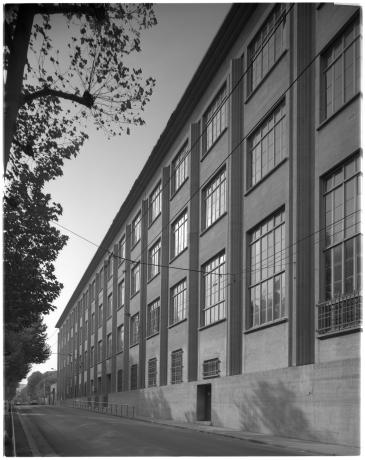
<box><xmin>111</xmin><ymin>244</ymin><xmax>118</xmax><ymax>392</ymax></box>
<box><xmin>123</xmin><ymin>224</ymin><xmax>132</xmax><ymax>390</ymax></box>
<box><xmin>139</xmin><ymin>199</ymin><xmax>148</xmax><ymax>388</ymax></box>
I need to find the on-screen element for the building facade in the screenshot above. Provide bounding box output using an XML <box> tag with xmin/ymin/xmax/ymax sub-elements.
<box><xmin>56</xmin><ymin>3</ymin><xmax>361</xmax><ymax>446</ymax></box>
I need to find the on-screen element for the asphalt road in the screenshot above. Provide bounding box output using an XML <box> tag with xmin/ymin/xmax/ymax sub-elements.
<box><xmin>15</xmin><ymin>405</ymin><xmax>306</xmax><ymax>456</ymax></box>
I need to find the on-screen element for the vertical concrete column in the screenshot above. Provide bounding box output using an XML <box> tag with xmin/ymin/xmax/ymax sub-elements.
<box><xmin>139</xmin><ymin>200</ymin><xmax>148</xmax><ymax>388</ymax></box>
<box><xmin>188</xmin><ymin>122</ymin><xmax>200</xmax><ymax>382</ymax></box>
<box><xmin>81</xmin><ymin>294</ymin><xmax>85</xmax><ymax>395</ymax></box>
<box><xmin>159</xmin><ymin>166</ymin><xmax>170</xmax><ymax>386</ymax></box>
<box><xmin>294</xmin><ymin>3</ymin><xmax>315</xmax><ymax>366</ymax></box>
<box><xmin>123</xmin><ymin>224</ymin><xmax>132</xmax><ymax>390</ymax></box>
<box><xmin>227</xmin><ymin>58</ymin><xmax>244</xmax><ymax>375</ymax></box>
<box><xmin>87</xmin><ymin>282</ymin><xmax>92</xmax><ymax>396</ymax></box>
<box><xmin>101</xmin><ymin>259</ymin><xmax>108</xmax><ymax>394</ymax></box>
<box><xmin>111</xmin><ymin>243</ymin><xmax>118</xmax><ymax>393</ymax></box>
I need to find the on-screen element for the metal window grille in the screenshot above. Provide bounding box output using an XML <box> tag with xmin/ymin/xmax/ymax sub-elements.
<box><xmin>130</xmin><ymin>364</ymin><xmax>138</xmax><ymax>390</ymax></box>
<box><xmin>203</xmin><ymin>358</ymin><xmax>220</xmax><ymax>378</ymax></box>
<box><xmin>317</xmin><ymin>292</ymin><xmax>362</xmax><ymax>335</ymax></box>
<box><xmin>147</xmin><ymin>299</ymin><xmax>160</xmax><ymax>336</ymax></box>
<box><xmin>148</xmin><ymin>358</ymin><xmax>157</xmax><ymax>387</ymax></box>
<box><xmin>171</xmin><ymin>349</ymin><xmax>183</xmax><ymax>384</ymax></box>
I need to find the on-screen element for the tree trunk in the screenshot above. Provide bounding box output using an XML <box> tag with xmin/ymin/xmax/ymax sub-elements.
<box><xmin>4</xmin><ymin>5</ymin><xmax>35</xmax><ymax>171</ymax></box>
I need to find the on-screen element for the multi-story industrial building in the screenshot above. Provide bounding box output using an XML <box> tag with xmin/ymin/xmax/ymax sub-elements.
<box><xmin>56</xmin><ymin>3</ymin><xmax>361</xmax><ymax>446</ymax></box>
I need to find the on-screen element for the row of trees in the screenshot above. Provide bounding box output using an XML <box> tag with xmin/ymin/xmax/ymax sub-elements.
<box><xmin>15</xmin><ymin>371</ymin><xmax>57</xmax><ymax>404</ymax></box>
<box><xmin>4</xmin><ymin>3</ymin><xmax>157</xmax><ymax>398</ymax></box>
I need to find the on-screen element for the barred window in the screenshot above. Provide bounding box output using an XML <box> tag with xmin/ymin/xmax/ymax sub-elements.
<box><xmin>148</xmin><ymin>240</ymin><xmax>161</xmax><ymax>280</ymax></box>
<box><xmin>131</xmin><ymin>263</ymin><xmax>140</xmax><ymax>296</ymax></box>
<box><xmin>132</xmin><ymin>212</ymin><xmax>141</xmax><ymax>246</ymax></box>
<box><xmin>148</xmin><ymin>358</ymin><xmax>157</xmax><ymax>387</ymax></box>
<box><xmin>171</xmin><ymin>349</ymin><xmax>183</xmax><ymax>384</ymax></box>
<box><xmin>107</xmin><ymin>253</ymin><xmax>113</xmax><ymax>279</ymax></box>
<box><xmin>172</xmin><ymin>143</ymin><xmax>189</xmax><ymax>194</ymax></box>
<box><xmin>118</xmin><ymin>235</ymin><xmax>126</xmax><ymax>265</ymax></box>
<box><xmin>117</xmin><ymin>324</ymin><xmax>124</xmax><ymax>352</ymax></box>
<box><xmin>324</xmin><ymin>154</ymin><xmax>361</xmax><ymax>300</ymax></box>
<box><xmin>248</xmin><ymin>101</ymin><xmax>286</xmax><ymax>188</ymax></box>
<box><xmin>249</xmin><ymin>209</ymin><xmax>286</xmax><ymax>328</ymax></box>
<box><xmin>202</xmin><ymin>168</ymin><xmax>227</xmax><ymax>229</ymax></box>
<box><xmin>130</xmin><ymin>313</ymin><xmax>139</xmax><ymax>346</ymax></box>
<box><xmin>170</xmin><ymin>279</ymin><xmax>187</xmax><ymax>325</ymax></box>
<box><xmin>248</xmin><ymin>4</ymin><xmax>286</xmax><ymax>94</ymax></box>
<box><xmin>203</xmin><ymin>85</ymin><xmax>227</xmax><ymax>152</ymax></box>
<box><xmin>147</xmin><ymin>299</ymin><xmax>160</xmax><ymax>337</ymax></box>
<box><xmin>172</xmin><ymin>211</ymin><xmax>188</xmax><ymax>258</ymax></box>
<box><xmin>117</xmin><ymin>369</ymin><xmax>123</xmax><ymax>392</ymax></box>
<box><xmin>202</xmin><ymin>252</ymin><xmax>226</xmax><ymax>326</ymax></box>
<box><xmin>97</xmin><ymin>340</ymin><xmax>103</xmax><ymax>363</ymax></box>
<box><xmin>118</xmin><ymin>280</ymin><xmax>125</xmax><ymax>309</ymax></box>
<box><xmin>130</xmin><ymin>364</ymin><xmax>138</xmax><ymax>390</ymax></box>
<box><xmin>149</xmin><ymin>182</ymin><xmax>162</xmax><ymax>224</ymax></box>
<box><xmin>107</xmin><ymin>293</ymin><xmax>112</xmax><ymax>318</ymax></box>
<box><xmin>203</xmin><ymin>358</ymin><xmax>220</xmax><ymax>378</ymax></box>
<box><xmin>322</xmin><ymin>17</ymin><xmax>360</xmax><ymax>121</ymax></box>
<box><xmin>106</xmin><ymin>333</ymin><xmax>112</xmax><ymax>358</ymax></box>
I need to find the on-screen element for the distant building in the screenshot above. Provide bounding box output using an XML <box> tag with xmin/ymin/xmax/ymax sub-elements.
<box><xmin>56</xmin><ymin>3</ymin><xmax>361</xmax><ymax>446</ymax></box>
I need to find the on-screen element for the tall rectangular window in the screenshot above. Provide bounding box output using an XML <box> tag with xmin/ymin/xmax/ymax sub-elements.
<box><xmin>203</xmin><ymin>85</ymin><xmax>227</xmax><ymax>153</ymax></box>
<box><xmin>202</xmin><ymin>168</ymin><xmax>227</xmax><ymax>229</ymax></box>
<box><xmin>117</xmin><ymin>324</ymin><xmax>124</xmax><ymax>352</ymax></box>
<box><xmin>99</xmin><ymin>267</ymin><xmax>104</xmax><ymax>292</ymax></box>
<box><xmin>322</xmin><ymin>17</ymin><xmax>360</xmax><ymax>120</ymax></box>
<box><xmin>132</xmin><ymin>212</ymin><xmax>141</xmax><ymax>246</ymax></box>
<box><xmin>148</xmin><ymin>358</ymin><xmax>157</xmax><ymax>387</ymax></box>
<box><xmin>91</xmin><ymin>312</ymin><xmax>95</xmax><ymax>332</ymax></box>
<box><xmin>248</xmin><ymin>101</ymin><xmax>286</xmax><ymax>188</ymax></box>
<box><xmin>97</xmin><ymin>340</ymin><xmax>103</xmax><ymax>363</ymax></box>
<box><xmin>98</xmin><ymin>304</ymin><xmax>103</xmax><ymax>326</ymax></box>
<box><xmin>91</xmin><ymin>280</ymin><xmax>96</xmax><ymax>301</ymax></box>
<box><xmin>148</xmin><ymin>240</ymin><xmax>161</xmax><ymax>280</ymax></box>
<box><xmin>117</xmin><ymin>369</ymin><xmax>123</xmax><ymax>392</ymax></box>
<box><xmin>131</xmin><ymin>263</ymin><xmax>140</xmax><ymax>296</ymax></box>
<box><xmin>249</xmin><ymin>209</ymin><xmax>286</xmax><ymax>328</ymax></box>
<box><xmin>171</xmin><ymin>349</ymin><xmax>183</xmax><ymax>384</ymax></box>
<box><xmin>107</xmin><ymin>253</ymin><xmax>113</xmax><ymax>279</ymax></box>
<box><xmin>172</xmin><ymin>143</ymin><xmax>189</xmax><ymax>194</ymax></box>
<box><xmin>118</xmin><ymin>235</ymin><xmax>126</xmax><ymax>265</ymax></box>
<box><xmin>149</xmin><ymin>182</ymin><xmax>162</xmax><ymax>224</ymax></box>
<box><xmin>248</xmin><ymin>4</ymin><xmax>286</xmax><ymax>94</ymax></box>
<box><xmin>170</xmin><ymin>279</ymin><xmax>187</xmax><ymax>325</ymax></box>
<box><xmin>202</xmin><ymin>252</ymin><xmax>226</xmax><ymax>326</ymax></box>
<box><xmin>118</xmin><ymin>280</ymin><xmax>125</xmax><ymax>309</ymax></box>
<box><xmin>107</xmin><ymin>293</ymin><xmax>112</xmax><ymax>318</ymax></box>
<box><xmin>106</xmin><ymin>333</ymin><xmax>112</xmax><ymax>358</ymax></box>
<box><xmin>147</xmin><ymin>299</ymin><xmax>160</xmax><ymax>336</ymax></box>
<box><xmin>323</xmin><ymin>154</ymin><xmax>361</xmax><ymax>300</ymax></box>
<box><xmin>172</xmin><ymin>211</ymin><xmax>188</xmax><ymax>258</ymax></box>
<box><xmin>130</xmin><ymin>313</ymin><xmax>139</xmax><ymax>346</ymax></box>
<box><xmin>84</xmin><ymin>350</ymin><xmax>88</xmax><ymax>369</ymax></box>
<box><xmin>130</xmin><ymin>364</ymin><xmax>138</xmax><ymax>390</ymax></box>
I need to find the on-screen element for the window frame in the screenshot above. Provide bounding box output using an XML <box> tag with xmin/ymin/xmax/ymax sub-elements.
<box><xmin>131</xmin><ymin>211</ymin><xmax>142</xmax><ymax>247</ymax></box>
<box><xmin>148</xmin><ymin>358</ymin><xmax>157</xmax><ymax>387</ymax></box>
<box><xmin>117</xmin><ymin>324</ymin><xmax>124</xmax><ymax>352</ymax></box>
<box><xmin>118</xmin><ymin>235</ymin><xmax>126</xmax><ymax>265</ymax></box>
<box><xmin>147</xmin><ymin>298</ymin><xmax>160</xmax><ymax>337</ymax></box>
<box><xmin>202</xmin><ymin>167</ymin><xmax>227</xmax><ymax>230</ymax></box>
<box><xmin>170</xmin><ymin>279</ymin><xmax>187</xmax><ymax>325</ymax></box>
<box><xmin>130</xmin><ymin>313</ymin><xmax>140</xmax><ymax>346</ymax></box>
<box><xmin>171</xmin><ymin>210</ymin><xmax>188</xmax><ymax>259</ymax></box>
<box><xmin>201</xmin><ymin>251</ymin><xmax>226</xmax><ymax>327</ymax></box>
<box><xmin>117</xmin><ymin>279</ymin><xmax>125</xmax><ymax>309</ymax></box>
<box><xmin>131</xmin><ymin>262</ymin><xmax>141</xmax><ymax>296</ymax></box>
<box><xmin>202</xmin><ymin>83</ymin><xmax>228</xmax><ymax>155</ymax></box>
<box><xmin>149</xmin><ymin>181</ymin><xmax>162</xmax><ymax>225</ymax></box>
<box><xmin>106</xmin><ymin>333</ymin><xmax>112</xmax><ymax>358</ymax></box>
<box><xmin>148</xmin><ymin>239</ymin><xmax>161</xmax><ymax>280</ymax></box>
<box><xmin>107</xmin><ymin>293</ymin><xmax>112</xmax><ymax>318</ymax></box>
<box><xmin>171</xmin><ymin>142</ymin><xmax>189</xmax><ymax>196</ymax></box>
<box><xmin>171</xmin><ymin>349</ymin><xmax>183</xmax><ymax>384</ymax></box>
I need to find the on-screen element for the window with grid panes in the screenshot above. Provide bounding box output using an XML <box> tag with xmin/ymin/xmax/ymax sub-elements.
<box><xmin>118</xmin><ymin>235</ymin><xmax>126</xmax><ymax>265</ymax></box>
<box><xmin>117</xmin><ymin>369</ymin><xmax>123</xmax><ymax>391</ymax></box>
<box><xmin>321</xmin><ymin>17</ymin><xmax>360</xmax><ymax>121</ymax></box>
<box><xmin>249</xmin><ymin>209</ymin><xmax>286</xmax><ymax>328</ymax></box>
<box><xmin>131</xmin><ymin>263</ymin><xmax>140</xmax><ymax>295</ymax></box>
<box><xmin>247</xmin><ymin>4</ymin><xmax>286</xmax><ymax>94</ymax></box>
<box><xmin>248</xmin><ymin>101</ymin><xmax>286</xmax><ymax>188</ymax></box>
<box><xmin>203</xmin><ymin>85</ymin><xmax>227</xmax><ymax>153</ymax></box>
<box><xmin>130</xmin><ymin>313</ymin><xmax>139</xmax><ymax>346</ymax></box>
<box><xmin>202</xmin><ymin>168</ymin><xmax>227</xmax><ymax>229</ymax></box>
<box><xmin>171</xmin><ymin>349</ymin><xmax>183</xmax><ymax>384</ymax></box>
<box><xmin>107</xmin><ymin>293</ymin><xmax>112</xmax><ymax>318</ymax></box>
<box><xmin>130</xmin><ymin>364</ymin><xmax>138</xmax><ymax>390</ymax></box>
<box><xmin>132</xmin><ymin>212</ymin><xmax>141</xmax><ymax>246</ymax></box>
<box><xmin>172</xmin><ymin>143</ymin><xmax>189</xmax><ymax>194</ymax></box>
<box><xmin>148</xmin><ymin>240</ymin><xmax>161</xmax><ymax>279</ymax></box>
<box><xmin>106</xmin><ymin>333</ymin><xmax>112</xmax><ymax>358</ymax></box>
<box><xmin>170</xmin><ymin>279</ymin><xmax>187</xmax><ymax>324</ymax></box>
<box><xmin>148</xmin><ymin>358</ymin><xmax>157</xmax><ymax>387</ymax></box>
<box><xmin>117</xmin><ymin>324</ymin><xmax>124</xmax><ymax>352</ymax></box>
<box><xmin>149</xmin><ymin>182</ymin><xmax>162</xmax><ymax>224</ymax></box>
<box><xmin>118</xmin><ymin>280</ymin><xmax>125</xmax><ymax>309</ymax></box>
<box><xmin>203</xmin><ymin>358</ymin><xmax>220</xmax><ymax>378</ymax></box>
<box><xmin>147</xmin><ymin>299</ymin><xmax>160</xmax><ymax>336</ymax></box>
<box><xmin>172</xmin><ymin>211</ymin><xmax>188</xmax><ymax>258</ymax></box>
<box><xmin>323</xmin><ymin>154</ymin><xmax>361</xmax><ymax>300</ymax></box>
<box><xmin>202</xmin><ymin>252</ymin><xmax>226</xmax><ymax>326</ymax></box>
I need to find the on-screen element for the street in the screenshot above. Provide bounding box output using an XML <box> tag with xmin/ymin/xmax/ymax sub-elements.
<box><xmin>14</xmin><ymin>404</ymin><xmax>308</xmax><ymax>456</ymax></box>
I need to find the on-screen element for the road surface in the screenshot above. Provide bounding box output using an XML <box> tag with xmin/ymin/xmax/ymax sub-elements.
<box><xmin>14</xmin><ymin>404</ymin><xmax>308</xmax><ymax>456</ymax></box>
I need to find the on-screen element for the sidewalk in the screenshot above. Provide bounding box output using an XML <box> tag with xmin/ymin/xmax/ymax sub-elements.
<box><xmin>134</xmin><ymin>415</ymin><xmax>360</xmax><ymax>456</ymax></box>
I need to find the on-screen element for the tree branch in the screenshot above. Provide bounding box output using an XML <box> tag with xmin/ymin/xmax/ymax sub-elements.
<box><xmin>22</xmin><ymin>88</ymin><xmax>94</xmax><ymax>108</ymax></box>
<box><xmin>34</xmin><ymin>4</ymin><xmax>107</xmax><ymax>21</ymax></box>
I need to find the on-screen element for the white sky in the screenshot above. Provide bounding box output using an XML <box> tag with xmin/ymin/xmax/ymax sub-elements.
<box><xmin>22</xmin><ymin>2</ymin><xmax>232</xmax><ymax>382</ymax></box>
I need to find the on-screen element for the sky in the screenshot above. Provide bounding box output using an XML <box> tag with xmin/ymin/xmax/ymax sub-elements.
<box><xmin>21</xmin><ymin>2</ymin><xmax>232</xmax><ymax>382</ymax></box>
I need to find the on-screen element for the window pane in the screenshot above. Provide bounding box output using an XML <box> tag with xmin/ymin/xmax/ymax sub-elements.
<box><xmin>344</xmin><ymin>238</ymin><xmax>354</xmax><ymax>294</ymax></box>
